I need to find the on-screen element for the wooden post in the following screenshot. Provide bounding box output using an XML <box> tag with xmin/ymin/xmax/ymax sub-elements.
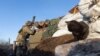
<box><xmin>13</xmin><ymin>41</ymin><xmax>16</xmax><ymax>51</ymax></box>
<box><xmin>8</xmin><ymin>38</ymin><xmax>10</xmax><ymax>45</ymax></box>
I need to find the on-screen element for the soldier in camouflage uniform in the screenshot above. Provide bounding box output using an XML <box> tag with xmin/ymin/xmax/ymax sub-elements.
<box><xmin>14</xmin><ymin>21</ymin><xmax>36</xmax><ymax>56</ymax></box>
<box><xmin>16</xmin><ymin>21</ymin><xmax>35</xmax><ymax>46</ymax></box>
<box><xmin>78</xmin><ymin>0</ymin><xmax>100</xmax><ymax>39</ymax></box>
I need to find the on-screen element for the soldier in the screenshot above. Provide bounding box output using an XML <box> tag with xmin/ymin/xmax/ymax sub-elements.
<box><xmin>14</xmin><ymin>21</ymin><xmax>36</xmax><ymax>56</ymax></box>
<box><xmin>78</xmin><ymin>0</ymin><xmax>100</xmax><ymax>39</ymax></box>
<box><xmin>16</xmin><ymin>21</ymin><xmax>35</xmax><ymax>46</ymax></box>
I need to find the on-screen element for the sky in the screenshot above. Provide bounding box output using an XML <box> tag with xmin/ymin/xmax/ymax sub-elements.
<box><xmin>0</xmin><ymin>0</ymin><xmax>79</xmax><ymax>44</ymax></box>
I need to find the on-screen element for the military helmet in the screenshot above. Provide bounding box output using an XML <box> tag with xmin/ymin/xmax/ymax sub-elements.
<box><xmin>25</xmin><ymin>21</ymin><xmax>32</xmax><ymax>26</ymax></box>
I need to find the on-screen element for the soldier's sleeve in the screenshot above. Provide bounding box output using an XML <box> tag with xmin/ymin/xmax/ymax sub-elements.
<box><xmin>78</xmin><ymin>0</ymin><xmax>100</xmax><ymax>18</ymax></box>
<box><xmin>89</xmin><ymin>1</ymin><xmax>100</xmax><ymax>16</ymax></box>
